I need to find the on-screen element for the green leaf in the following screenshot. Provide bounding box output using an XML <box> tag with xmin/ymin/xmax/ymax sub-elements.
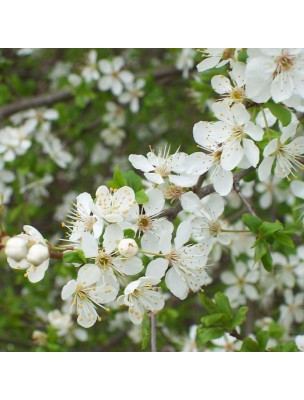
<box><xmin>200</xmin><ymin>313</ymin><xmax>226</xmax><ymax>327</ymax></box>
<box><xmin>254</xmin><ymin>240</ymin><xmax>268</xmax><ymax>263</ymax></box>
<box><xmin>256</xmin><ymin>331</ymin><xmax>269</xmax><ymax>351</ymax></box>
<box><xmin>197</xmin><ymin>327</ymin><xmax>224</xmax><ymax>344</ymax></box>
<box><xmin>123</xmin><ymin>229</ymin><xmax>136</xmax><ymax>239</ymax></box>
<box><xmin>261</xmin><ymin>248</ymin><xmax>273</xmax><ymax>272</ymax></box>
<box><xmin>141</xmin><ymin>315</ymin><xmax>151</xmax><ymax>350</ymax></box>
<box><xmin>264</xmin><ymin>101</ymin><xmax>292</xmax><ymax>127</ymax></box>
<box><xmin>227</xmin><ymin>306</ymin><xmax>248</xmax><ymax>329</ymax></box>
<box><xmin>268</xmin><ymin>322</ymin><xmax>285</xmax><ymax>339</ymax></box>
<box><xmin>214</xmin><ymin>292</ymin><xmax>233</xmax><ymax>319</ymax></box>
<box><xmin>199</xmin><ymin>294</ymin><xmax>219</xmax><ymax>314</ymax></box>
<box><xmin>242</xmin><ymin>213</ymin><xmax>262</xmax><ymax>233</ymax></box>
<box><xmin>258</xmin><ymin>221</ymin><xmax>282</xmax><ymax>237</ymax></box>
<box><xmin>123</xmin><ymin>170</ymin><xmax>143</xmax><ymax>192</ymax></box>
<box><xmin>63</xmin><ymin>250</ymin><xmax>86</xmax><ymax>264</ymax></box>
<box><xmin>106</xmin><ymin>166</ymin><xmax>127</xmax><ymax>189</ymax></box>
<box><xmin>274</xmin><ymin>232</ymin><xmax>294</xmax><ymax>248</ymax></box>
<box><xmin>135</xmin><ymin>189</ymin><xmax>149</xmax><ymax>204</ymax></box>
<box><xmin>240</xmin><ymin>338</ymin><xmax>259</xmax><ymax>352</ymax></box>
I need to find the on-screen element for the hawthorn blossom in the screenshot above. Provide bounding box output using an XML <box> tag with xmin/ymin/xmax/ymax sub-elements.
<box><xmin>48</xmin><ymin>310</ymin><xmax>73</xmax><ymax>336</ymax></box>
<box><xmin>145</xmin><ymin>221</ymin><xmax>210</xmax><ymax>300</ymax></box>
<box><xmin>117</xmin><ymin>277</ymin><xmax>165</xmax><ymax>324</ymax></box>
<box><xmin>100</xmin><ymin>126</ymin><xmax>126</xmax><ymax>147</ymax></box>
<box><xmin>102</xmin><ymin>102</ymin><xmax>126</xmax><ymax>127</ymax></box>
<box><xmin>176</xmin><ymin>48</ymin><xmax>195</xmax><ymax>78</ymax></box>
<box><xmin>211</xmin><ymin>333</ymin><xmax>241</xmax><ymax>352</ymax></box>
<box><xmin>81</xmin><ymin>50</ymin><xmax>100</xmax><ymax>83</ymax></box>
<box><xmin>221</xmin><ymin>262</ymin><xmax>259</xmax><ymax>306</ymax></box>
<box><xmin>279</xmin><ymin>289</ymin><xmax>304</xmax><ymax>329</ymax></box>
<box><xmin>258</xmin><ymin>121</ymin><xmax>304</xmax><ymax>181</ymax></box>
<box><xmin>98</xmin><ymin>57</ymin><xmax>134</xmax><ymax>96</ymax></box>
<box><xmin>181</xmin><ymin>192</ymin><xmax>231</xmax><ymax>249</ymax></box>
<box><xmin>197</xmin><ymin>48</ymin><xmax>238</xmax><ymax>73</ymax></box>
<box><xmin>119</xmin><ymin>79</ymin><xmax>145</xmax><ymax>113</ymax></box>
<box><xmin>0</xmin><ymin>126</ymin><xmax>32</xmax><ymax>162</ymax></box>
<box><xmin>273</xmin><ymin>252</ymin><xmax>302</xmax><ymax>289</ymax></box>
<box><xmin>129</xmin><ymin>146</ymin><xmax>200</xmax><ymax>187</ymax></box>
<box><xmin>6</xmin><ymin>225</ymin><xmax>50</xmax><ymax>283</ymax></box>
<box><xmin>211</xmin><ymin>62</ymin><xmax>247</xmax><ymax>105</ymax></box>
<box><xmin>61</xmin><ymin>265</ymin><xmax>113</xmax><ymax>328</ymax></box>
<box><xmin>245</xmin><ymin>49</ymin><xmax>304</xmax><ymax>103</ymax></box>
<box><xmin>256</xmin><ymin>177</ymin><xmax>287</xmax><ymax>209</ymax></box>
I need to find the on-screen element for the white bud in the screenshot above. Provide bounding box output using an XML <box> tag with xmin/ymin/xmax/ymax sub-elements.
<box><xmin>5</xmin><ymin>237</ymin><xmax>28</xmax><ymax>261</ymax></box>
<box><xmin>118</xmin><ymin>239</ymin><xmax>138</xmax><ymax>258</ymax></box>
<box><xmin>27</xmin><ymin>244</ymin><xmax>49</xmax><ymax>265</ymax></box>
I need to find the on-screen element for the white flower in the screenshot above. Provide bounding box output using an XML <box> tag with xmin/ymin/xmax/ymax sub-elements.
<box><xmin>181</xmin><ymin>192</ymin><xmax>231</xmax><ymax>249</ymax></box>
<box><xmin>272</xmin><ymin>253</ymin><xmax>302</xmax><ymax>289</ymax></box>
<box><xmin>118</xmin><ymin>239</ymin><xmax>138</xmax><ymax>258</ymax></box>
<box><xmin>145</xmin><ymin>221</ymin><xmax>210</xmax><ymax>300</ymax></box>
<box><xmin>81</xmin><ymin>50</ymin><xmax>100</xmax><ymax>83</ymax></box>
<box><xmin>245</xmin><ymin>49</ymin><xmax>304</xmax><ymax>103</ymax></box>
<box><xmin>100</xmin><ymin>126</ymin><xmax>126</xmax><ymax>147</ymax></box>
<box><xmin>176</xmin><ymin>48</ymin><xmax>195</xmax><ymax>78</ymax></box>
<box><xmin>90</xmin><ymin>143</ymin><xmax>111</xmax><ymax>165</ymax></box>
<box><xmin>98</xmin><ymin>57</ymin><xmax>134</xmax><ymax>96</ymax></box>
<box><xmin>119</xmin><ymin>79</ymin><xmax>145</xmax><ymax>113</ymax></box>
<box><xmin>61</xmin><ymin>265</ymin><xmax>113</xmax><ymax>328</ymax></box>
<box><xmin>10</xmin><ymin>108</ymin><xmax>59</xmax><ymax>131</ymax></box>
<box><xmin>279</xmin><ymin>289</ymin><xmax>304</xmax><ymax>328</ymax></box>
<box><xmin>211</xmin><ymin>62</ymin><xmax>246</xmax><ymax>105</ymax></box>
<box><xmin>258</xmin><ymin>121</ymin><xmax>304</xmax><ymax>181</ymax></box>
<box><xmin>117</xmin><ymin>277</ymin><xmax>165</xmax><ymax>324</ymax></box>
<box><xmin>48</xmin><ymin>310</ymin><xmax>73</xmax><ymax>336</ymax></box>
<box><xmin>102</xmin><ymin>102</ymin><xmax>126</xmax><ymax>127</ymax></box>
<box><xmin>92</xmin><ymin>186</ymin><xmax>135</xmax><ymax>224</ymax></box>
<box><xmin>295</xmin><ymin>335</ymin><xmax>304</xmax><ymax>351</ymax></box>
<box><xmin>5</xmin><ymin>237</ymin><xmax>28</xmax><ymax>261</ymax></box>
<box><xmin>211</xmin><ymin>333</ymin><xmax>241</xmax><ymax>352</ymax></box>
<box><xmin>221</xmin><ymin>262</ymin><xmax>259</xmax><ymax>306</ymax></box>
<box><xmin>256</xmin><ymin>177</ymin><xmax>287</xmax><ymax>209</ymax></box>
<box><xmin>197</xmin><ymin>48</ymin><xmax>238</xmax><ymax>73</ymax></box>
<box><xmin>0</xmin><ymin>126</ymin><xmax>31</xmax><ymax>162</ymax></box>
<box><xmin>129</xmin><ymin>146</ymin><xmax>199</xmax><ymax>187</ymax></box>
<box><xmin>181</xmin><ymin>325</ymin><xmax>198</xmax><ymax>352</ymax></box>
<box><xmin>66</xmin><ymin>192</ymin><xmax>104</xmax><ymax>242</ymax></box>
<box><xmin>6</xmin><ymin>225</ymin><xmax>49</xmax><ymax>283</ymax></box>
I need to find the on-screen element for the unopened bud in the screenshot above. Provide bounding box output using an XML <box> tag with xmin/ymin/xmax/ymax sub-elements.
<box><xmin>118</xmin><ymin>238</ymin><xmax>138</xmax><ymax>258</ymax></box>
<box><xmin>27</xmin><ymin>244</ymin><xmax>49</xmax><ymax>265</ymax></box>
<box><xmin>5</xmin><ymin>236</ymin><xmax>28</xmax><ymax>261</ymax></box>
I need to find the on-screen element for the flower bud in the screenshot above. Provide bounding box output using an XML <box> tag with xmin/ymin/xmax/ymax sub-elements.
<box><xmin>5</xmin><ymin>237</ymin><xmax>28</xmax><ymax>261</ymax></box>
<box><xmin>27</xmin><ymin>244</ymin><xmax>49</xmax><ymax>265</ymax></box>
<box><xmin>118</xmin><ymin>239</ymin><xmax>138</xmax><ymax>258</ymax></box>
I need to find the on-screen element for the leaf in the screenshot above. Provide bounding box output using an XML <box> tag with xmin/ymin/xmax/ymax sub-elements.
<box><xmin>242</xmin><ymin>213</ymin><xmax>262</xmax><ymax>233</ymax></box>
<box><xmin>123</xmin><ymin>229</ymin><xmax>136</xmax><ymax>239</ymax></box>
<box><xmin>268</xmin><ymin>322</ymin><xmax>285</xmax><ymax>339</ymax></box>
<box><xmin>197</xmin><ymin>327</ymin><xmax>224</xmax><ymax>344</ymax></box>
<box><xmin>214</xmin><ymin>292</ymin><xmax>233</xmax><ymax>319</ymax></box>
<box><xmin>256</xmin><ymin>331</ymin><xmax>269</xmax><ymax>351</ymax></box>
<box><xmin>199</xmin><ymin>294</ymin><xmax>219</xmax><ymax>314</ymax></box>
<box><xmin>63</xmin><ymin>250</ymin><xmax>86</xmax><ymax>264</ymax></box>
<box><xmin>200</xmin><ymin>313</ymin><xmax>226</xmax><ymax>327</ymax></box>
<box><xmin>141</xmin><ymin>315</ymin><xmax>151</xmax><ymax>350</ymax></box>
<box><xmin>261</xmin><ymin>248</ymin><xmax>273</xmax><ymax>272</ymax></box>
<box><xmin>227</xmin><ymin>306</ymin><xmax>248</xmax><ymax>329</ymax></box>
<box><xmin>106</xmin><ymin>166</ymin><xmax>127</xmax><ymax>189</ymax></box>
<box><xmin>274</xmin><ymin>232</ymin><xmax>294</xmax><ymax>248</ymax></box>
<box><xmin>264</xmin><ymin>101</ymin><xmax>292</xmax><ymax>127</ymax></box>
<box><xmin>258</xmin><ymin>221</ymin><xmax>282</xmax><ymax>237</ymax></box>
<box><xmin>240</xmin><ymin>338</ymin><xmax>259</xmax><ymax>352</ymax></box>
<box><xmin>123</xmin><ymin>170</ymin><xmax>143</xmax><ymax>192</ymax></box>
<box><xmin>254</xmin><ymin>240</ymin><xmax>268</xmax><ymax>263</ymax></box>
<box><xmin>135</xmin><ymin>189</ymin><xmax>149</xmax><ymax>204</ymax></box>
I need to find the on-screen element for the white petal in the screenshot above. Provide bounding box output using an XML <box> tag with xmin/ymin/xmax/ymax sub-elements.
<box><xmin>146</xmin><ymin>258</ymin><xmax>169</xmax><ymax>280</ymax></box>
<box><xmin>129</xmin><ymin>154</ymin><xmax>154</xmax><ymax>172</ymax></box>
<box><xmin>62</xmin><ymin>280</ymin><xmax>77</xmax><ymax>300</ymax></box>
<box><xmin>211</xmin><ymin>75</ymin><xmax>232</xmax><ymax>94</ymax></box>
<box><xmin>165</xmin><ymin>268</ymin><xmax>188</xmax><ymax>299</ymax></box>
<box><xmin>174</xmin><ymin>221</ymin><xmax>192</xmax><ymax>249</ymax></box>
<box><xmin>242</xmin><ymin>138</ymin><xmax>260</xmax><ymax>167</ymax></box>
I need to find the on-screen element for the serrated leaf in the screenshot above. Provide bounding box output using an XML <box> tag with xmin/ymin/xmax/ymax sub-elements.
<box><xmin>135</xmin><ymin>189</ymin><xmax>149</xmax><ymax>204</ymax></box>
<box><xmin>106</xmin><ymin>166</ymin><xmax>127</xmax><ymax>189</ymax></box>
<box><xmin>200</xmin><ymin>313</ymin><xmax>226</xmax><ymax>327</ymax></box>
<box><xmin>274</xmin><ymin>232</ymin><xmax>294</xmax><ymax>248</ymax></box>
<box><xmin>258</xmin><ymin>221</ymin><xmax>282</xmax><ymax>237</ymax></box>
<box><xmin>123</xmin><ymin>170</ymin><xmax>143</xmax><ymax>192</ymax></box>
<box><xmin>264</xmin><ymin>101</ymin><xmax>292</xmax><ymax>127</ymax></box>
<box><xmin>214</xmin><ymin>292</ymin><xmax>233</xmax><ymax>319</ymax></box>
<box><xmin>227</xmin><ymin>306</ymin><xmax>248</xmax><ymax>329</ymax></box>
<box><xmin>141</xmin><ymin>315</ymin><xmax>151</xmax><ymax>350</ymax></box>
<box><xmin>242</xmin><ymin>213</ymin><xmax>262</xmax><ymax>233</ymax></box>
<box><xmin>197</xmin><ymin>327</ymin><xmax>224</xmax><ymax>344</ymax></box>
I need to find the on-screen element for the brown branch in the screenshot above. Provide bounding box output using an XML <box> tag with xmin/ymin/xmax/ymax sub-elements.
<box><xmin>233</xmin><ymin>170</ymin><xmax>256</xmax><ymax>216</ymax></box>
<box><xmin>160</xmin><ymin>167</ymin><xmax>254</xmax><ymax>221</ymax></box>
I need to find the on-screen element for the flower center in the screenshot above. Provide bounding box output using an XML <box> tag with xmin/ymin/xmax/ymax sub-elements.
<box><xmin>164</xmin><ymin>185</ymin><xmax>184</xmax><ymax>201</ymax></box>
<box><xmin>231</xmin><ymin>125</ymin><xmax>244</xmax><ymax>140</ymax></box>
<box><xmin>96</xmin><ymin>249</ymin><xmax>113</xmax><ymax>270</ymax></box>
<box><xmin>274</xmin><ymin>52</ymin><xmax>295</xmax><ymax>76</ymax></box>
<box><xmin>166</xmin><ymin>250</ymin><xmax>180</xmax><ymax>266</ymax></box>
<box><xmin>222</xmin><ymin>48</ymin><xmax>235</xmax><ymax>60</ymax></box>
<box><xmin>85</xmin><ymin>215</ymin><xmax>96</xmax><ymax>233</ymax></box>
<box><xmin>208</xmin><ymin>221</ymin><xmax>221</xmax><ymax>237</ymax></box>
<box><xmin>137</xmin><ymin>215</ymin><xmax>153</xmax><ymax>232</ymax></box>
<box><xmin>154</xmin><ymin>165</ymin><xmax>170</xmax><ymax>177</ymax></box>
<box><xmin>230</xmin><ymin>87</ymin><xmax>245</xmax><ymax>103</ymax></box>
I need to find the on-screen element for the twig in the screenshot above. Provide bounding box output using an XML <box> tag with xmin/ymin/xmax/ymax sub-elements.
<box><xmin>233</xmin><ymin>171</ymin><xmax>256</xmax><ymax>216</ymax></box>
<box><xmin>150</xmin><ymin>312</ymin><xmax>157</xmax><ymax>352</ymax></box>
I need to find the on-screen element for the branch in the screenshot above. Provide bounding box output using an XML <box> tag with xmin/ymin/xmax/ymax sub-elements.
<box><xmin>160</xmin><ymin>167</ymin><xmax>254</xmax><ymax>221</ymax></box>
<box><xmin>233</xmin><ymin>170</ymin><xmax>256</xmax><ymax>216</ymax></box>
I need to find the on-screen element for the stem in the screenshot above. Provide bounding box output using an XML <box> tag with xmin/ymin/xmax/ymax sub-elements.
<box><xmin>260</xmin><ymin>107</ymin><xmax>271</xmax><ymax>141</ymax></box>
<box><xmin>221</xmin><ymin>229</ymin><xmax>251</xmax><ymax>233</ymax></box>
<box><xmin>150</xmin><ymin>312</ymin><xmax>157</xmax><ymax>352</ymax></box>
<box><xmin>138</xmin><ymin>250</ymin><xmax>166</xmax><ymax>257</ymax></box>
